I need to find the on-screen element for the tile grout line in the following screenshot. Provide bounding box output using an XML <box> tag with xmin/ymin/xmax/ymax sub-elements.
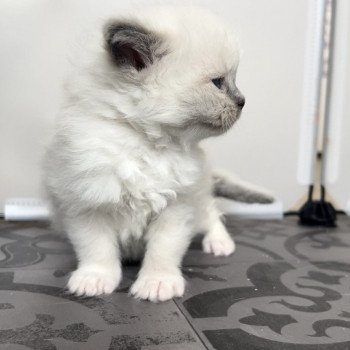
<box><xmin>172</xmin><ymin>297</ymin><xmax>210</xmax><ymax>350</ymax></box>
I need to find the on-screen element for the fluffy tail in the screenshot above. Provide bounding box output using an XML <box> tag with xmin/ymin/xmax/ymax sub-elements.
<box><xmin>212</xmin><ymin>170</ymin><xmax>275</xmax><ymax>204</ymax></box>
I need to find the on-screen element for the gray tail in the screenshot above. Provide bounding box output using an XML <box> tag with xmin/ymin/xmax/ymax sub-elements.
<box><xmin>213</xmin><ymin>170</ymin><xmax>275</xmax><ymax>204</ymax></box>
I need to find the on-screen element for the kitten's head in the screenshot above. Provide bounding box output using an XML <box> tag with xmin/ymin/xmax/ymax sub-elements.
<box><xmin>102</xmin><ymin>7</ymin><xmax>244</xmax><ymax>141</ymax></box>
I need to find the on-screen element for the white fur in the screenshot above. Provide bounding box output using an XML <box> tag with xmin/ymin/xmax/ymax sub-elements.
<box><xmin>44</xmin><ymin>7</ymin><xmax>241</xmax><ymax>302</ymax></box>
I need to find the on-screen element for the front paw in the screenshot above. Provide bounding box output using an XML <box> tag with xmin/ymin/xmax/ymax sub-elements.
<box><xmin>67</xmin><ymin>265</ymin><xmax>121</xmax><ymax>297</ymax></box>
<box><xmin>130</xmin><ymin>272</ymin><xmax>185</xmax><ymax>302</ymax></box>
<box><xmin>202</xmin><ymin>234</ymin><xmax>235</xmax><ymax>256</ymax></box>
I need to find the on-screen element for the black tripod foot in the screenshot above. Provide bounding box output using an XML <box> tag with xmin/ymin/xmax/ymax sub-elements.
<box><xmin>299</xmin><ymin>199</ymin><xmax>337</xmax><ymax>227</ymax></box>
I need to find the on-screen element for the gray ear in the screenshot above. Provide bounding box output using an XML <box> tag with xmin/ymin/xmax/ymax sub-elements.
<box><xmin>104</xmin><ymin>20</ymin><xmax>163</xmax><ymax>71</ymax></box>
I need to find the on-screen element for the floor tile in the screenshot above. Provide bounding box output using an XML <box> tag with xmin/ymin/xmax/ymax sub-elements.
<box><xmin>1</xmin><ymin>217</ymin><xmax>350</xmax><ymax>349</ymax></box>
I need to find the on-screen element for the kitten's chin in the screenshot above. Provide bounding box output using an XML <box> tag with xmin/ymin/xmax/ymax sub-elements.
<box><xmin>174</xmin><ymin>111</ymin><xmax>241</xmax><ymax>142</ymax></box>
<box><xmin>185</xmin><ymin>119</ymin><xmax>238</xmax><ymax>141</ymax></box>
<box><xmin>199</xmin><ymin>113</ymin><xmax>241</xmax><ymax>136</ymax></box>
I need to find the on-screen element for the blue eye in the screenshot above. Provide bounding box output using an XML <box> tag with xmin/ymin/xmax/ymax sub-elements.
<box><xmin>212</xmin><ymin>77</ymin><xmax>224</xmax><ymax>89</ymax></box>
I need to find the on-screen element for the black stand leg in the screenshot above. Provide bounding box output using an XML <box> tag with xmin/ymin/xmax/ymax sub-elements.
<box><xmin>298</xmin><ymin>185</ymin><xmax>337</xmax><ymax>227</ymax></box>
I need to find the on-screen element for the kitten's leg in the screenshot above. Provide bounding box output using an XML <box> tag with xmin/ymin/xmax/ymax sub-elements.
<box><xmin>130</xmin><ymin>204</ymin><xmax>193</xmax><ymax>302</ymax></box>
<box><xmin>66</xmin><ymin>213</ymin><xmax>121</xmax><ymax>296</ymax></box>
<box><xmin>197</xmin><ymin>197</ymin><xmax>235</xmax><ymax>256</ymax></box>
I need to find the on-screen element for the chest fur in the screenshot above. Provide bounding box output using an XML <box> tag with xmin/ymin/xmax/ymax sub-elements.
<box><xmin>117</xmin><ymin>149</ymin><xmax>202</xmax><ymax>214</ymax></box>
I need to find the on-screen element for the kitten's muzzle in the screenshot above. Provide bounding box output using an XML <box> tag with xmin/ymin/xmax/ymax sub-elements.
<box><xmin>232</xmin><ymin>89</ymin><xmax>245</xmax><ymax>109</ymax></box>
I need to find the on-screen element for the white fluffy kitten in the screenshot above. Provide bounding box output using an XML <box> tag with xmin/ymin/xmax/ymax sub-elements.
<box><xmin>44</xmin><ymin>7</ymin><xmax>273</xmax><ymax>302</ymax></box>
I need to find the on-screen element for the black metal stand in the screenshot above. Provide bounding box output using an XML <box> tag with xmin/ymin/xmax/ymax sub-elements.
<box><xmin>297</xmin><ymin>0</ymin><xmax>339</xmax><ymax>228</ymax></box>
<box><xmin>298</xmin><ymin>185</ymin><xmax>337</xmax><ymax>227</ymax></box>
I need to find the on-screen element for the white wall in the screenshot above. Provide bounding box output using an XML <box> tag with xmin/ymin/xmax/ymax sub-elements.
<box><xmin>325</xmin><ymin>0</ymin><xmax>350</xmax><ymax>212</ymax></box>
<box><xmin>0</xmin><ymin>0</ymin><xmax>310</xmax><ymax>212</ymax></box>
<box><xmin>199</xmin><ymin>0</ymin><xmax>308</xmax><ymax>210</ymax></box>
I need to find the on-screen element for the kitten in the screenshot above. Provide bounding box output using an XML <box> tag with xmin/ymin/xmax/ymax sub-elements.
<box><xmin>44</xmin><ymin>7</ymin><xmax>273</xmax><ymax>302</ymax></box>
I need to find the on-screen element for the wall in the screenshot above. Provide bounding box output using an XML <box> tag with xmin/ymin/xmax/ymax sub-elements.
<box><xmin>0</xmin><ymin>0</ymin><xmax>310</xmax><ymax>212</ymax></box>
<box><xmin>325</xmin><ymin>0</ymin><xmax>350</xmax><ymax>212</ymax></box>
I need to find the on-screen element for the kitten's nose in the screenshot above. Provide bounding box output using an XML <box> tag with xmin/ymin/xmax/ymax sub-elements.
<box><xmin>236</xmin><ymin>95</ymin><xmax>245</xmax><ymax>109</ymax></box>
<box><xmin>232</xmin><ymin>87</ymin><xmax>245</xmax><ymax>109</ymax></box>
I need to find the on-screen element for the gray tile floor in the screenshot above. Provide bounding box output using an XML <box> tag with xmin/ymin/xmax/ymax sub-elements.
<box><xmin>0</xmin><ymin>216</ymin><xmax>350</xmax><ymax>349</ymax></box>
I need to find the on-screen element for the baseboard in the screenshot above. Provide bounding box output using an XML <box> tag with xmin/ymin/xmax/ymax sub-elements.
<box><xmin>4</xmin><ymin>198</ymin><xmax>50</xmax><ymax>221</ymax></box>
<box><xmin>217</xmin><ymin>198</ymin><xmax>284</xmax><ymax>220</ymax></box>
<box><xmin>3</xmin><ymin>197</ymin><xmax>284</xmax><ymax>221</ymax></box>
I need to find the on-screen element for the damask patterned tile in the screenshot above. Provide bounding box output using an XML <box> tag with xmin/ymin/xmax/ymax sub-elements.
<box><xmin>1</xmin><ymin>217</ymin><xmax>350</xmax><ymax>349</ymax></box>
<box><xmin>0</xmin><ymin>220</ymin><xmax>205</xmax><ymax>350</ymax></box>
<box><xmin>179</xmin><ymin>216</ymin><xmax>350</xmax><ymax>350</ymax></box>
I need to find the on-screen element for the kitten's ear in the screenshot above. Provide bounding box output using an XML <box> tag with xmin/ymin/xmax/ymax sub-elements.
<box><xmin>104</xmin><ymin>20</ymin><xmax>164</xmax><ymax>71</ymax></box>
